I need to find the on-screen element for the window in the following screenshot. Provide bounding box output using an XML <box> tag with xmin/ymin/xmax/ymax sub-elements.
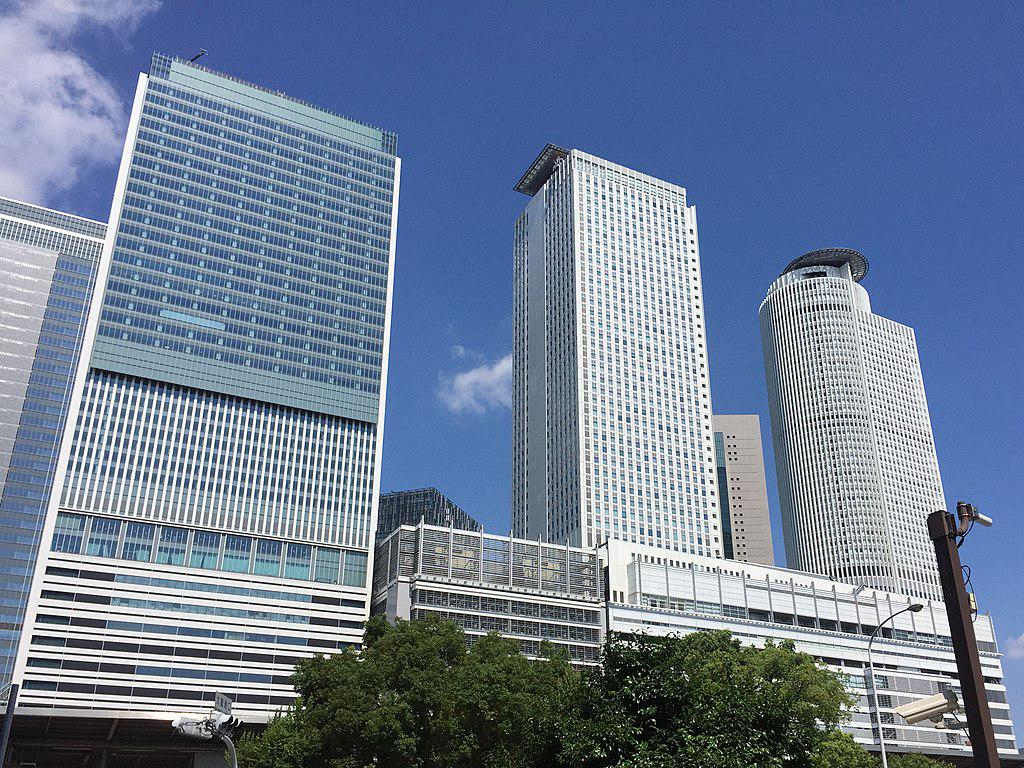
<box><xmin>156</xmin><ymin>527</ymin><xmax>188</xmax><ymax>565</ymax></box>
<box><xmin>342</xmin><ymin>551</ymin><xmax>368</xmax><ymax>587</ymax></box>
<box><xmin>254</xmin><ymin>539</ymin><xmax>281</xmax><ymax>576</ymax></box>
<box><xmin>284</xmin><ymin>543</ymin><xmax>311</xmax><ymax>580</ymax></box>
<box><xmin>121</xmin><ymin>522</ymin><xmax>155</xmax><ymax>561</ymax></box>
<box><xmin>314</xmin><ymin>548</ymin><xmax>340</xmax><ymax>583</ymax></box>
<box><xmin>86</xmin><ymin>518</ymin><xmax>121</xmax><ymax>557</ymax></box>
<box><xmin>190</xmin><ymin>531</ymin><xmax>221</xmax><ymax>570</ymax></box>
<box><xmin>223</xmin><ymin>535</ymin><xmax>252</xmax><ymax>573</ymax></box>
<box><xmin>52</xmin><ymin>513</ymin><xmax>85</xmax><ymax>554</ymax></box>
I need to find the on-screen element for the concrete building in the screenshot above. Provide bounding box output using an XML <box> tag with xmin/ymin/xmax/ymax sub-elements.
<box><xmin>0</xmin><ymin>198</ymin><xmax>104</xmax><ymax>692</ymax></box>
<box><xmin>712</xmin><ymin>414</ymin><xmax>773</xmax><ymax>565</ymax></box>
<box><xmin>10</xmin><ymin>52</ymin><xmax>400</xmax><ymax>729</ymax></box>
<box><xmin>512</xmin><ymin>146</ymin><xmax>718</xmax><ymax>554</ymax></box>
<box><xmin>760</xmin><ymin>249</ymin><xmax>944</xmax><ymax>601</ymax></box>
<box><xmin>373</xmin><ymin>521</ymin><xmax>604</xmax><ymax>664</ymax></box>
<box><xmin>601</xmin><ymin>538</ymin><xmax>1016</xmax><ymax>762</ymax></box>
<box><xmin>376</xmin><ymin>487</ymin><xmax>481</xmax><ymax>537</ymax></box>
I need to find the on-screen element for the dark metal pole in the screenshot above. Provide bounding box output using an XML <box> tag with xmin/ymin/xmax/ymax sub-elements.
<box><xmin>0</xmin><ymin>683</ymin><xmax>18</xmax><ymax>768</ymax></box>
<box><xmin>928</xmin><ymin>507</ymin><xmax>1000</xmax><ymax>767</ymax></box>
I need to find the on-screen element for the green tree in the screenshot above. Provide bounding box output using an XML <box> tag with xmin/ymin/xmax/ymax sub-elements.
<box><xmin>887</xmin><ymin>754</ymin><xmax>954</xmax><ymax>768</ymax></box>
<box><xmin>809</xmin><ymin>730</ymin><xmax>876</xmax><ymax>768</ymax></box>
<box><xmin>557</xmin><ymin>630</ymin><xmax>854</xmax><ymax>768</ymax></box>
<box><xmin>237</xmin><ymin>615</ymin><xmax>577</xmax><ymax>768</ymax></box>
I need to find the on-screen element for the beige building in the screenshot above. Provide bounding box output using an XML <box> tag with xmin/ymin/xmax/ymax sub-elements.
<box><xmin>713</xmin><ymin>414</ymin><xmax>774</xmax><ymax>566</ymax></box>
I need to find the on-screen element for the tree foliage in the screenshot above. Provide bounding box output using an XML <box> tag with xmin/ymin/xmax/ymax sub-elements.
<box><xmin>241</xmin><ymin>620</ymin><xmax>955</xmax><ymax>768</ymax></box>
<box><xmin>809</xmin><ymin>729</ymin><xmax>877</xmax><ymax>768</ymax></box>
<box><xmin>887</xmin><ymin>754</ymin><xmax>955</xmax><ymax>768</ymax></box>
<box><xmin>556</xmin><ymin>630</ymin><xmax>854</xmax><ymax>768</ymax></box>
<box><xmin>237</xmin><ymin>614</ymin><xmax>576</xmax><ymax>768</ymax></box>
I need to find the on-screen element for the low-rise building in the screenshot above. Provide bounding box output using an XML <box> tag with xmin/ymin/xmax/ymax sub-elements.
<box><xmin>372</xmin><ymin>522</ymin><xmax>603</xmax><ymax>663</ymax></box>
<box><xmin>601</xmin><ymin>539</ymin><xmax>1017</xmax><ymax>762</ymax></box>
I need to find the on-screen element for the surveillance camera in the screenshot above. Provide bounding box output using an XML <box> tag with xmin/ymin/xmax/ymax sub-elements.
<box><xmin>970</xmin><ymin>511</ymin><xmax>993</xmax><ymax>528</ymax></box>
<box><xmin>894</xmin><ymin>690</ymin><xmax>959</xmax><ymax>725</ymax></box>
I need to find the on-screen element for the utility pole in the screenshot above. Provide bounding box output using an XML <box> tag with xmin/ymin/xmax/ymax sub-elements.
<box><xmin>928</xmin><ymin>503</ymin><xmax>1000</xmax><ymax>767</ymax></box>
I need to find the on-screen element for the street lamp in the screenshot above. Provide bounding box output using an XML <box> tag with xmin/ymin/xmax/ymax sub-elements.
<box><xmin>867</xmin><ymin>602</ymin><xmax>924</xmax><ymax>768</ymax></box>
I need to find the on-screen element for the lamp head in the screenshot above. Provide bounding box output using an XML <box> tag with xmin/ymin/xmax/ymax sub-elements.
<box><xmin>909</xmin><ymin>603</ymin><xmax>924</xmax><ymax>613</ymax></box>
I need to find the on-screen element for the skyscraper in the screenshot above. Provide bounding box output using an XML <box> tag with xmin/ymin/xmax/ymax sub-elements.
<box><xmin>0</xmin><ymin>198</ymin><xmax>104</xmax><ymax>690</ymax></box>
<box><xmin>712</xmin><ymin>414</ymin><xmax>774</xmax><ymax>565</ymax></box>
<box><xmin>512</xmin><ymin>146</ymin><xmax>719</xmax><ymax>554</ymax></box>
<box><xmin>759</xmin><ymin>249</ymin><xmax>943</xmax><ymax>601</ymax></box>
<box><xmin>12</xmin><ymin>54</ymin><xmax>400</xmax><ymax>718</ymax></box>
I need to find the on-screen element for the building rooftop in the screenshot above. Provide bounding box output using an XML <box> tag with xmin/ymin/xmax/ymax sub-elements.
<box><xmin>782</xmin><ymin>247</ymin><xmax>869</xmax><ymax>282</ymax></box>
<box><xmin>151</xmin><ymin>53</ymin><xmax>398</xmax><ymax>154</ymax></box>
<box><xmin>514</xmin><ymin>143</ymin><xmax>570</xmax><ymax>195</ymax></box>
<box><xmin>0</xmin><ymin>196</ymin><xmax>106</xmax><ymax>240</ymax></box>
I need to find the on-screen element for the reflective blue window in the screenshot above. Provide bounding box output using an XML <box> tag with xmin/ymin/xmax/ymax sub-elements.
<box><xmin>254</xmin><ymin>539</ymin><xmax>281</xmax><ymax>577</ymax></box>
<box><xmin>190</xmin><ymin>531</ymin><xmax>221</xmax><ymax>570</ymax></box>
<box><xmin>284</xmin><ymin>543</ymin><xmax>311</xmax><ymax>580</ymax></box>
<box><xmin>314</xmin><ymin>547</ymin><xmax>340</xmax><ymax>584</ymax></box>
<box><xmin>223</xmin><ymin>535</ymin><xmax>252</xmax><ymax>573</ymax></box>
<box><xmin>51</xmin><ymin>512</ymin><xmax>85</xmax><ymax>554</ymax></box>
<box><xmin>86</xmin><ymin>518</ymin><xmax>121</xmax><ymax>557</ymax></box>
<box><xmin>156</xmin><ymin>526</ymin><xmax>188</xmax><ymax>565</ymax></box>
<box><xmin>122</xmin><ymin>522</ymin><xmax>155</xmax><ymax>561</ymax></box>
<box><xmin>342</xmin><ymin>550</ymin><xmax>368</xmax><ymax>587</ymax></box>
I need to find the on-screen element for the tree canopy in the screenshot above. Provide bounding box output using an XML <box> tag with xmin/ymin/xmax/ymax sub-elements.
<box><xmin>557</xmin><ymin>630</ymin><xmax>853</xmax><ymax>768</ymax></box>
<box><xmin>238</xmin><ymin>617</ymin><xmax>950</xmax><ymax>768</ymax></box>
<box><xmin>238</xmin><ymin>614</ymin><xmax>576</xmax><ymax>768</ymax></box>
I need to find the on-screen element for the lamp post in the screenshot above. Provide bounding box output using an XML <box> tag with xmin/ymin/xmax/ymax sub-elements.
<box><xmin>867</xmin><ymin>602</ymin><xmax>924</xmax><ymax>768</ymax></box>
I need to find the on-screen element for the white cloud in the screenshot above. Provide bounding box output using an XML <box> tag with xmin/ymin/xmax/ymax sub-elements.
<box><xmin>438</xmin><ymin>353</ymin><xmax>512</xmax><ymax>415</ymax></box>
<box><xmin>1005</xmin><ymin>634</ymin><xmax>1024</xmax><ymax>659</ymax></box>
<box><xmin>0</xmin><ymin>0</ymin><xmax>160</xmax><ymax>203</ymax></box>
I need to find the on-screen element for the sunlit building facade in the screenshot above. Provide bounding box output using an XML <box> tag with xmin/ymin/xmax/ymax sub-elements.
<box><xmin>512</xmin><ymin>146</ymin><xmax>718</xmax><ymax>554</ymax></box>
<box><xmin>760</xmin><ymin>249</ymin><xmax>943</xmax><ymax>601</ymax></box>
<box><xmin>12</xmin><ymin>53</ymin><xmax>400</xmax><ymax>719</ymax></box>
<box><xmin>0</xmin><ymin>199</ymin><xmax>104</xmax><ymax>691</ymax></box>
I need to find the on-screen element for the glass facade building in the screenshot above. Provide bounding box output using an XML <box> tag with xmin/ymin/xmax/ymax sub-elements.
<box><xmin>13</xmin><ymin>54</ymin><xmax>400</xmax><ymax>718</ymax></box>
<box><xmin>0</xmin><ymin>198</ymin><xmax>104</xmax><ymax>691</ymax></box>
<box><xmin>376</xmin><ymin>487</ymin><xmax>481</xmax><ymax>537</ymax></box>
<box><xmin>373</xmin><ymin>522</ymin><xmax>604</xmax><ymax>664</ymax></box>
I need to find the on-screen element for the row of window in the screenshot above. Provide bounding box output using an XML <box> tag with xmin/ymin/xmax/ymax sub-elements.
<box><xmin>51</xmin><ymin>512</ymin><xmax>369</xmax><ymax>586</ymax></box>
<box><xmin>412</xmin><ymin>588</ymin><xmax>600</xmax><ymax>625</ymax></box>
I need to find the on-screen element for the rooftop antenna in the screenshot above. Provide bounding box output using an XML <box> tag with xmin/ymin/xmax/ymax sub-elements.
<box><xmin>188</xmin><ymin>49</ymin><xmax>208</xmax><ymax>64</ymax></box>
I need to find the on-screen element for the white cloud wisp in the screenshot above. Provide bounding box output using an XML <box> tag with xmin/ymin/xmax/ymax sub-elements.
<box><xmin>0</xmin><ymin>0</ymin><xmax>160</xmax><ymax>203</ymax></box>
<box><xmin>1005</xmin><ymin>634</ymin><xmax>1024</xmax><ymax>660</ymax></box>
<box><xmin>438</xmin><ymin>353</ymin><xmax>512</xmax><ymax>415</ymax></box>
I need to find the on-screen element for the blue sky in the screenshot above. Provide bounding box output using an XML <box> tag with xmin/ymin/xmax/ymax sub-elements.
<box><xmin>3</xmin><ymin>0</ymin><xmax>1022</xmax><ymax>720</ymax></box>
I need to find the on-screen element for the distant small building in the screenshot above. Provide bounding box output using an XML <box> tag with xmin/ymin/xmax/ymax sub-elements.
<box><xmin>712</xmin><ymin>414</ymin><xmax>774</xmax><ymax>566</ymax></box>
<box><xmin>377</xmin><ymin>487</ymin><xmax>482</xmax><ymax>537</ymax></box>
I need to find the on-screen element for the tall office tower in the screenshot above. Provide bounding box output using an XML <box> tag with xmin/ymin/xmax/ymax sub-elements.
<box><xmin>760</xmin><ymin>249</ymin><xmax>943</xmax><ymax>601</ymax></box>
<box><xmin>12</xmin><ymin>54</ymin><xmax>400</xmax><ymax>721</ymax></box>
<box><xmin>0</xmin><ymin>199</ymin><xmax>104</xmax><ymax>690</ymax></box>
<box><xmin>512</xmin><ymin>146</ymin><xmax>718</xmax><ymax>553</ymax></box>
<box><xmin>712</xmin><ymin>414</ymin><xmax>774</xmax><ymax>566</ymax></box>
<box><xmin>377</xmin><ymin>487</ymin><xmax>481</xmax><ymax>538</ymax></box>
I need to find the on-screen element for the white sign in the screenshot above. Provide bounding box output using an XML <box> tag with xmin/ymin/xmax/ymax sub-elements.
<box><xmin>214</xmin><ymin>692</ymin><xmax>233</xmax><ymax>715</ymax></box>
